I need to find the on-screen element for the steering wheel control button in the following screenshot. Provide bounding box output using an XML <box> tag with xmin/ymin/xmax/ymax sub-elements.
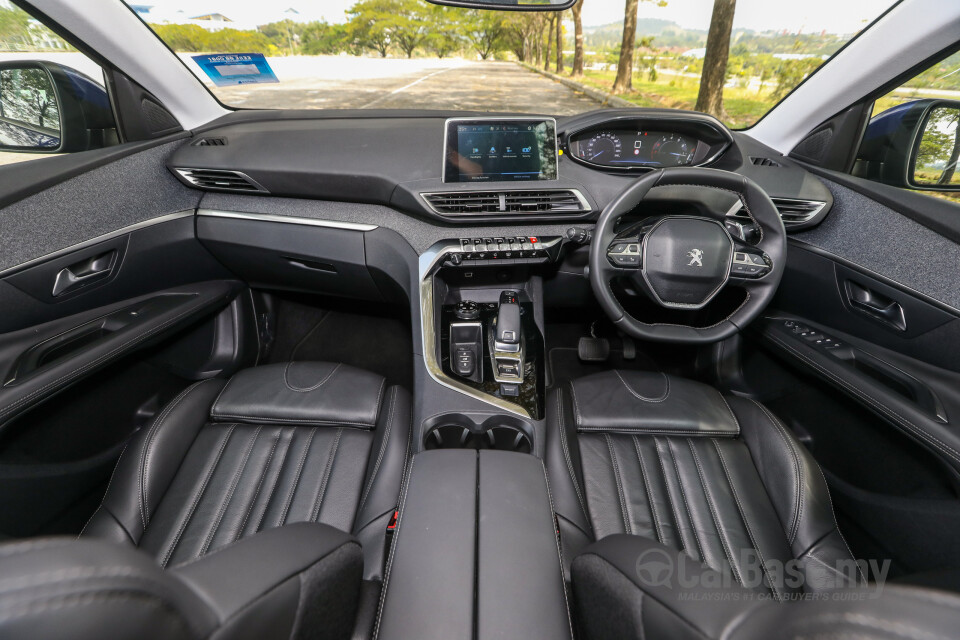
<box><xmin>606</xmin><ymin>241</ymin><xmax>641</xmax><ymax>268</ymax></box>
<box><xmin>731</xmin><ymin>251</ymin><xmax>770</xmax><ymax>278</ymax></box>
<box><xmin>641</xmin><ymin>217</ymin><xmax>734</xmax><ymax>308</ymax></box>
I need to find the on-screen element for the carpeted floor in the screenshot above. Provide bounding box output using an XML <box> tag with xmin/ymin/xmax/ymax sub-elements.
<box><xmin>266</xmin><ymin>296</ymin><xmax>413</xmax><ymax>391</ymax></box>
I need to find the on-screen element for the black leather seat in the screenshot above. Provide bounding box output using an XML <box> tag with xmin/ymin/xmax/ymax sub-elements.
<box><xmin>546</xmin><ymin>369</ymin><xmax>861</xmax><ymax>600</ymax></box>
<box><xmin>82</xmin><ymin>361</ymin><xmax>410</xmax><ymax>581</ymax></box>
<box><xmin>0</xmin><ymin>523</ymin><xmax>363</xmax><ymax>640</ymax></box>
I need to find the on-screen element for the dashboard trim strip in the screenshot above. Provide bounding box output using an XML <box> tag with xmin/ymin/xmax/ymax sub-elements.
<box><xmin>0</xmin><ymin>210</ymin><xmax>195</xmax><ymax>278</ymax></box>
<box><xmin>197</xmin><ymin>209</ymin><xmax>378</xmax><ymax>232</ymax></box>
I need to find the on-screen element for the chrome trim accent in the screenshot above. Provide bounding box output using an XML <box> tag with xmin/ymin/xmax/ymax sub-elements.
<box><xmin>197</xmin><ymin>209</ymin><xmax>378</xmax><ymax>232</ymax></box>
<box><xmin>442</xmin><ymin>116</ymin><xmax>558</xmax><ymax>184</ymax></box>
<box><xmin>0</xmin><ymin>210</ymin><xmax>195</xmax><ymax>278</ymax></box>
<box><xmin>174</xmin><ymin>168</ymin><xmax>269</xmax><ymax>194</ymax></box>
<box><xmin>420</xmin><ymin>187</ymin><xmax>591</xmax><ymax>217</ymax></box>
<box><xmin>727</xmin><ymin>197</ymin><xmax>827</xmax><ymax>226</ymax></box>
<box><xmin>419</xmin><ymin>242</ymin><xmax>531</xmax><ymax>418</ymax></box>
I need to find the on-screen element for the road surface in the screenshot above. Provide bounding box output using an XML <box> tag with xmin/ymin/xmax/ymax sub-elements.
<box><xmin>212</xmin><ymin>59</ymin><xmax>604</xmax><ymax>114</ymax></box>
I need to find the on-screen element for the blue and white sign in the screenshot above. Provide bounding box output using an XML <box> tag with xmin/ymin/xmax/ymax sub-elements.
<box><xmin>191</xmin><ymin>53</ymin><xmax>279</xmax><ymax>87</ymax></box>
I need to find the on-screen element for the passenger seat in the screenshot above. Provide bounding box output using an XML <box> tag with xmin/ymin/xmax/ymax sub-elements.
<box><xmin>82</xmin><ymin>361</ymin><xmax>410</xmax><ymax>581</ymax></box>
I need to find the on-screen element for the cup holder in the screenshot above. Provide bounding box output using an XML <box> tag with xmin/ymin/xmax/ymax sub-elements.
<box><xmin>423</xmin><ymin>414</ymin><xmax>533</xmax><ymax>454</ymax></box>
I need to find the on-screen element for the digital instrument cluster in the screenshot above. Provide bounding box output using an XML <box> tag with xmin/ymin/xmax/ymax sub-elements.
<box><xmin>569</xmin><ymin>130</ymin><xmax>701</xmax><ymax>169</ymax></box>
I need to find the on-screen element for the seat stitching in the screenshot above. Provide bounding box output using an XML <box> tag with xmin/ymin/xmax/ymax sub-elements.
<box><xmin>614</xmin><ymin>371</ymin><xmax>670</xmax><ymax>402</ymax></box>
<box><xmin>139</xmin><ymin>380</ymin><xmax>207</xmax><ymax>530</ymax></box>
<box><xmin>748</xmin><ymin>398</ymin><xmax>803</xmax><ymax>546</ymax></box>
<box><xmin>767</xmin><ymin>333</ymin><xmax>960</xmax><ymax>465</ymax></box>
<box><xmin>811</xmin><ymin>456</ymin><xmax>865</xmax><ymax>583</ymax></box>
<box><xmin>633</xmin><ymin>435</ymin><xmax>664</xmax><ymax>544</ymax></box>
<box><xmin>717</xmin><ymin>393</ymin><xmax>742</xmax><ymax>435</ymax></box>
<box><xmin>604</xmin><ymin>434</ymin><xmax>633</xmax><ymax>535</ymax></box>
<box><xmin>80</xmin><ymin>441</ymin><xmax>129</xmax><ymax>538</ymax></box>
<box><xmin>282</xmin><ymin>361</ymin><xmax>341</xmax><ymax>392</ymax></box>
<box><xmin>199</xmin><ymin>425</ymin><xmax>261</xmax><ymax>557</ymax></box>
<box><xmin>252</xmin><ymin>428</ymin><xmax>293</xmax><ymax>534</ymax></box>
<box><xmin>667</xmin><ymin>438</ymin><xmax>704</xmax><ymax>562</ymax></box>
<box><xmin>568</xmin><ymin>381</ymin><xmax>584</xmax><ymax>430</ymax></box>
<box><xmin>654</xmin><ymin>437</ymin><xmax>686</xmax><ymax>554</ymax></box>
<box><xmin>373</xmin><ymin>453</ymin><xmax>418</xmax><ymax>640</ymax></box>
<box><xmin>310</xmin><ymin>428</ymin><xmax>343</xmax><ymax>522</ymax></box>
<box><xmin>207</xmin><ymin>413</ymin><xmax>376</xmax><ymax>428</ymax></box>
<box><xmin>687</xmin><ymin>438</ymin><xmax>742</xmax><ymax>585</ymax></box>
<box><xmin>557</xmin><ymin>387</ymin><xmax>590</xmax><ymax>527</ymax></box>
<box><xmin>538</xmin><ymin>459</ymin><xmax>576</xmax><ymax>640</ymax></box>
<box><xmin>357</xmin><ymin>387</ymin><xmax>397</xmax><ymax>518</ymax></box>
<box><xmin>712</xmin><ymin>438</ymin><xmax>783</xmax><ymax>601</ymax></box>
<box><xmin>236</xmin><ymin>432</ymin><xmax>280</xmax><ymax>540</ymax></box>
<box><xmin>278</xmin><ymin>427</ymin><xmax>318</xmax><ymax>526</ymax></box>
<box><xmin>160</xmin><ymin>424</ymin><xmax>236</xmax><ymax>568</ymax></box>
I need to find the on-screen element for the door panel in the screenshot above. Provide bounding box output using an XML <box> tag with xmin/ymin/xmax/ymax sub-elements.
<box><xmin>741</xmin><ymin>176</ymin><xmax>960</xmax><ymax>578</ymax></box>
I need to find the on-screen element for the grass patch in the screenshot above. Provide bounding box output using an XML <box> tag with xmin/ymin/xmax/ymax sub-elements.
<box><xmin>579</xmin><ymin>69</ymin><xmax>776</xmax><ymax>128</ymax></box>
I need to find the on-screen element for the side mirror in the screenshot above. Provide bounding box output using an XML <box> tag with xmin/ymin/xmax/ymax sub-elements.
<box><xmin>0</xmin><ymin>61</ymin><xmax>113</xmax><ymax>154</ymax></box>
<box><xmin>911</xmin><ymin>103</ymin><xmax>960</xmax><ymax>190</ymax></box>
<box><xmin>425</xmin><ymin>0</ymin><xmax>575</xmax><ymax>11</ymax></box>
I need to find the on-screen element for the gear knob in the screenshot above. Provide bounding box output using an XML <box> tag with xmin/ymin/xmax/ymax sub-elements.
<box><xmin>496</xmin><ymin>291</ymin><xmax>521</xmax><ymax>348</ymax></box>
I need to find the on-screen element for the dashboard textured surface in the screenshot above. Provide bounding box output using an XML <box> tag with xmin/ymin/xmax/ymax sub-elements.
<box><xmin>0</xmin><ymin>140</ymin><xmax>200</xmax><ymax>273</ymax></box>
<box><xmin>793</xmin><ymin>179</ymin><xmax>960</xmax><ymax>312</ymax></box>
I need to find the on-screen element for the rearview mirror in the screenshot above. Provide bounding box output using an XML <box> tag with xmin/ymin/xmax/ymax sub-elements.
<box><xmin>911</xmin><ymin>104</ymin><xmax>960</xmax><ymax>190</ymax></box>
<box><xmin>0</xmin><ymin>61</ymin><xmax>113</xmax><ymax>154</ymax></box>
<box><xmin>425</xmin><ymin>0</ymin><xmax>576</xmax><ymax>11</ymax></box>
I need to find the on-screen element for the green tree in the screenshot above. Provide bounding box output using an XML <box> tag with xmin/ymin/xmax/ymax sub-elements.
<box><xmin>771</xmin><ymin>57</ymin><xmax>820</xmax><ymax>99</ymax></box>
<box><xmin>463</xmin><ymin>10</ymin><xmax>507</xmax><ymax>61</ymax></box>
<box><xmin>391</xmin><ymin>0</ymin><xmax>431</xmax><ymax>58</ymax></box>
<box><xmin>425</xmin><ymin>5</ymin><xmax>463</xmax><ymax>59</ymax></box>
<box><xmin>346</xmin><ymin>0</ymin><xmax>395</xmax><ymax>57</ymax></box>
<box><xmin>0</xmin><ymin>5</ymin><xmax>31</xmax><ymax>51</ymax></box>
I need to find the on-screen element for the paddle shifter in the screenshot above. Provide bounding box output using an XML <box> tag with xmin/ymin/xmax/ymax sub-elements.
<box><xmin>492</xmin><ymin>290</ymin><xmax>524</xmax><ymax>397</ymax></box>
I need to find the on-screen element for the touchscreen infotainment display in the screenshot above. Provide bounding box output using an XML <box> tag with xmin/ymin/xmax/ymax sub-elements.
<box><xmin>443</xmin><ymin>118</ymin><xmax>558</xmax><ymax>183</ymax></box>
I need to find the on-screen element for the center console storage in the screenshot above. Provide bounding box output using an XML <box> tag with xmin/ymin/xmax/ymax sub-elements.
<box><xmin>422</xmin><ymin>412</ymin><xmax>534</xmax><ymax>454</ymax></box>
<box><xmin>376</xmin><ymin>449</ymin><xmax>572</xmax><ymax>640</ymax></box>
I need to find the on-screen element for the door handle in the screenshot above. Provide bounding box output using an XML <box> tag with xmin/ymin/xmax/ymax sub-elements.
<box><xmin>52</xmin><ymin>250</ymin><xmax>117</xmax><ymax>297</ymax></box>
<box><xmin>844</xmin><ymin>280</ymin><xmax>907</xmax><ymax>331</ymax></box>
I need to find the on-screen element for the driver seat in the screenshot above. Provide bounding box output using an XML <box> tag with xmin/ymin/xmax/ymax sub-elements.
<box><xmin>545</xmin><ymin>369</ymin><xmax>861</xmax><ymax>599</ymax></box>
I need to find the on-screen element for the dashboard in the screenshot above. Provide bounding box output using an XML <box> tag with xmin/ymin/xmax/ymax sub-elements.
<box><xmin>172</xmin><ymin>107</ymin><xmax>830</xmax><ymax>228</ymax></box>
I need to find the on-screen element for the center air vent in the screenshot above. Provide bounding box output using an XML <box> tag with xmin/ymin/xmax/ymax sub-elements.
<box><xmin>173</xmin><ymin>168</ymin><xmax>267</xmax><ymax>193</ymax></box>
<box><xmin>193</xmin><ymin>136</ymin><xmax>227</xmax><ymax>146</ymax></box>
<box><xmin>422</xmin><ymin>189</ymin><xmax>589</xmax><ymax>216</ymax></box>
<box><xmin>730</xmin><ymin>197</ymin><xmax>826</xmax><ymax>228</ymax></box>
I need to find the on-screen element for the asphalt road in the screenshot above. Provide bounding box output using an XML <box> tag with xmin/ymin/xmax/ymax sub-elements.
<box><xmin>213</xmin><ymin>59</ymin><xmax>605</xmax><ymax>114</ymax></box>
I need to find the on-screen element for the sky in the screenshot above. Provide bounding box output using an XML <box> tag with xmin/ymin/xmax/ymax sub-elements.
<box><xmin>129</xmin><ymin>0</ymin><xmax>894</xmax><ymax>35</ymax></box>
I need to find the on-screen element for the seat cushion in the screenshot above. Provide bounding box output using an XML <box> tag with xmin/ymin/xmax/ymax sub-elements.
<box><xmin>546</xmin><ymin>370</ymin><xmax>859</xmax><ymax>598</ymax></box>
<box><xmin>83</xmin><ymin>362</ymin><xmax>410</xmax><ymax>581</ymax></box>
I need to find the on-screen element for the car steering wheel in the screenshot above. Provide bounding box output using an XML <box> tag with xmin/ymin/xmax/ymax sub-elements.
<box><xmin>589</xmin><ymin>167</ymin><xmax>786</xmax><ymax>344</ymax></box>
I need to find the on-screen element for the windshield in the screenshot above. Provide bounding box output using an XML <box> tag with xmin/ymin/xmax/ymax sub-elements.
<box><xmin>123</xmin><ymin>0</ymin><xmax>894</xmax><ymax>128</ymax></box>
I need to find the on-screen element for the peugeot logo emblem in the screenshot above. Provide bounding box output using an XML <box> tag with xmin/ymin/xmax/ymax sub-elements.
<box><xmin>687</xmin><ymin>249</ymin><xmax>704</xmax><ymax>267</ymax></box>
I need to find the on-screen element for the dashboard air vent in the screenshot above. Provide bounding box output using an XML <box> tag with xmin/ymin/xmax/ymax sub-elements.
<box><xmin>173</xmin><ymin>168</ymin><xmax>267</xmax><ymax>193</ymax></box>
<box><xmin>750</xmin><ymin>156</ymin><xmax>782</xmax><ymax>167</ymax></box>
<box><xmin>193</xmin><ymin>136</ymin><xmax>227</xmax><ymax>146</ymax></box>
<box><xmin>730</xmin><ymin>197</ymin><xmax>826</xmax><ymax>227</ymax></box>
<box><xmin>422</xmin><ymin>189</ymin><xmax>589</xmax><ymax>216</ymax></box>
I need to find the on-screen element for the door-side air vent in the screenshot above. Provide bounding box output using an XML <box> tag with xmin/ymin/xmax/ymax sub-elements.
<box><xmin>422</xmin><ymin>189</ymin><xmax>589</xmax><ymax>216</ymax></box>
<box><xmin>730</xmin><ymin>197</ymin><xmax>827</xmax><ymax>227</ymax></box>
<box><xmin>173</xmin><ymin>168</ymin><xmax>267</xmax><ymax>193</ymax></box>
<box><xmin>750</xmin><ymin>156</ymin><xmax>781</xmax><ymax>167</ymax></box>
<box><xmin>193</xmin><ymin>136</ymin><xmax>227</xmax><ymax>146</ymax></box>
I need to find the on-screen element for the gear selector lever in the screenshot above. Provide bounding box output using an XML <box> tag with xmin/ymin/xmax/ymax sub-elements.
<box><xmin>496</xmin><ymin>291</ymin><xmax>521</xmax><ymax>352</ymax></box>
